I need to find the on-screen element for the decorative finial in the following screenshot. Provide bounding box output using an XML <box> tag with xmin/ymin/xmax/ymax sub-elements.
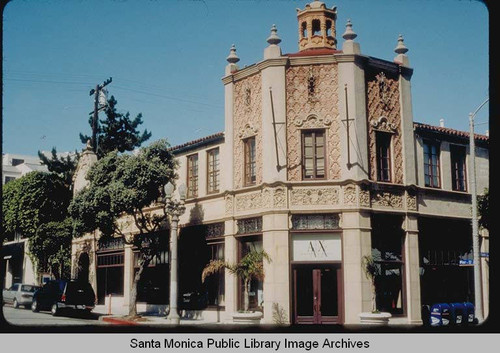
<box><xmin>394</xmin><ymin>34</ymin><xmax>408</xmax><ymax>55</ymax></box>
<box><xmin>226</xmin><ymin>44</ymin><xmax>240</xmax><ymax>64</ymax></box>
<box><xmin>342</xmin><ymin>19</ymin><xmax>357</xmax><ymax>41</ymax></box>
<box><xmin>85</xmin><ymin>139</ymin><xmax>92</xmax><ymax>151</ymax></box>
<box><xmin>267</xmin><ymin>24</ymin><xmax>281</xmax><ymax>45</ymax></box>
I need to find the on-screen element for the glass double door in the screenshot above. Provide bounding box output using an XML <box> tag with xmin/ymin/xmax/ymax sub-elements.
<box><xmin>293</xmin><ymin>265</ymin><xmax>341</xmax><ymax>324</ymax></box>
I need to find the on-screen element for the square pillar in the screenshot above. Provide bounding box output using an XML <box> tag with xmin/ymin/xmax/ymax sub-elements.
<box><xmin>262</xmin><ymin>213</ymin><xmax>290</xmax><ymax>324</ymax></box>
<box><xmin>342</xmin><ymin>211</ymin><xmax>372</xmax><ymax>324</ymax></box>
<box><xmin>223</xmin><ymin>220</ymin><xmax>238</xmax><ymax>320</ymax></box>
<box><xmin>403</xmin><ymin>215</ymin><xmax>422</xmax><ymax>324</ymax></box>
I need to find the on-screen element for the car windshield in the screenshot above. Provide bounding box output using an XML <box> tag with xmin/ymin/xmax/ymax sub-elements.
<box><xmin>21</xmin><ymin>285</ymin><xmax>39</xmax><ymax>292</ymax></box>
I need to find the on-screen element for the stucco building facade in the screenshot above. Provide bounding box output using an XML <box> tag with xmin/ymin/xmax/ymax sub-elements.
<box><xmin>71</xmin><ymin>1</ymin><xmax>489</xmax><ymax>325</ymax></box>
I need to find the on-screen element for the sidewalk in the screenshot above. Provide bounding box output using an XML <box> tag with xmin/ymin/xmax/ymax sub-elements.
<box><xmin>94</xmin><ymin>305</ymin><xmax>224</xmax><ymax>326</ymax></box>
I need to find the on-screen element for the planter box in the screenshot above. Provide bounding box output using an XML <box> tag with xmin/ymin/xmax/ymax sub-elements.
<box><xmin>232</xmin><ymin>311</ymin><xmax>263</xmax><ymax>324</ymax></box>
<box><xmin>359</xmin><ymin>312</ymin><xmax>392</xmax><ymax>325</ymax></box>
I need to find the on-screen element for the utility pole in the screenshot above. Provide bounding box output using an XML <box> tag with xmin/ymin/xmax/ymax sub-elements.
<box><xmin>469</xmin><ymin>97</ymin><xmax>488</xmax><ymax>323</ymax></box>
<box><xmin>89</xmin><ymin>77</ymin><xmax>112</xmax><ymax>153</ymax></box>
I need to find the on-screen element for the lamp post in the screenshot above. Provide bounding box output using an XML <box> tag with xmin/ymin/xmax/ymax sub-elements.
<box><xmin>163</xmin><ymin>181</ymin><xmax>187</xmax><ymax>324</ymax></box>
<box><xmin>469</xmin><ymin>97</ymin><xmax>488</xmax><ymax>323</ymax></box>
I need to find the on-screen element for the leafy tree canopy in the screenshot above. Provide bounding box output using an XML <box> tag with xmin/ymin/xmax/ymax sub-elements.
<box><xmin>2</xmin><ymin>171</ymin><xmax>71</xmax><ymax>239</ymax></box>
<box><xmin>80</xmin><ymin>95</ymin><xmax>152</xmax><ymax>158</ymax></box>
<box><xmin>69</xmin><ymin>139</ymin><xmax>176</xmax><ymax>243</ymax></box>
<box><xmin>38</xmin><ymin>147</ymin><xmax>79</xmax><ymax>188</ymax></box>
<box><xmin>478</xmin><ymin>188</ymin><xmax>489</xmax><ymax>230</ymax></box>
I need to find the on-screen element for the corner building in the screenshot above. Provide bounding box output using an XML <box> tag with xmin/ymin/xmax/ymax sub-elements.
<box><xmin>71</xmin><ymin>0</ymin><xmax>489</xmax><ymax>325</ymax></box>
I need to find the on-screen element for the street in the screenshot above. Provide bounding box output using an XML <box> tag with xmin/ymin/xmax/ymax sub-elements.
<box><xmin>2</xmin><ymin>304</ymin><xmax>109</xmax><ymax>326</ymax></box>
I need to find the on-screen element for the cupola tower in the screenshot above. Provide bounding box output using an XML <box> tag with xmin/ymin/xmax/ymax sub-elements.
<box><xmin>296</xmin><ymin>0</ymin><xmax>337</xmax><ymax>51</ymax></box>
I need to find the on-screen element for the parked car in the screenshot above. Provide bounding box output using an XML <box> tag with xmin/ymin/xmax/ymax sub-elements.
<box><xmin>2</xmin><ymin>283</ymin><xmax>40</xmax><ymax>309</ymax></box>
<box><xmin>31</xmin><ymin>280</ymin><xmax>96</xmax><ymax>316</ymax></box>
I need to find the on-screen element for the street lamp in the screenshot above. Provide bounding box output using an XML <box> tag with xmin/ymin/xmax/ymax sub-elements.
<box><xmin>469</xmin><ymin>97</ymin><xmax>488</xmax><ymax>323</ymax></box>
<box><xmin>163</xmin><ymin>181</ymin><xmax>187</xmax><ymax>324</ymax></box>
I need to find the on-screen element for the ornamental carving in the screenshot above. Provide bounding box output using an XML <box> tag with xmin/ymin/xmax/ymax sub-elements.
<box><xmin>234</xmin><ymin>73</ymin><xmax>262</xmax><ymax>189</ymax></box>
<box><xmin>406</xmin><ymin>191</ymin><xmax>417</xmax><ymax>211</ymax></box>
<box><xmin>290</xmin><ymin>187</ymin><xmax>339</xmax><ymax>206</ymax></box>
<box><xmin>359</xmin><ymin>187</ymin><xmax>371</xmax><ymax>207</ymax></box>
<box><xmin>376</xmin><ymin>72</ymin><xmax>390</xmax><ymax>110</ymax></box>
<box><xmin>371</xmin><ymin>190</ymin><xmax>403</xmax><ymax>208</ymax></box>
<box><xmin>235</xmin><ymin>192</ymin><xmax>262</xmax><ymax>211</ymax></box>
<box><xmin>367</xmin><ymin>70</ymin><xmax>403</xmax><ymax>184</ymax></box>
<box><xmin>262</xmin><ymin>188</ymin><xmax>272</xmax><ymax>208</ymax></box>
<box><xmin>238</xmin><ymin>123</ymin><xmax>258</xmax><ymax>139</ymax></box>
<box><xmin>225</xmin><ymin>194</ymin><xmax>234</xmax><ymax>215</ymax></box>
<box><xmin>343</xmin><ymin>184</ymin><xmax>357</xmax><ymax>206</ymax></box>
<box><xmin>273</xmin><ymin>187</ymin><xmax>287</xmax><ymax>208</ymax></box>
<box><xmin>286</xmin><ymin>64</ymin><xmax>340</xmax><ymax>181</ymax></box>
<box><xmin>370</xmin><ymin>116</ymin><xmax>397</xmax><ymax>133</ymax></box>
<box><xmin>294</xmin><ymin>114</ymin><xmax>333</xmax><ymax>129</ymax></box>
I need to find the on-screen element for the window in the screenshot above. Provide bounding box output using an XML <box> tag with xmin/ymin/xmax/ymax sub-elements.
<box><xmin>423</xmin><ymin>141</ymin><xmax>440</xmax><ymax>188</ymax></box>
<box><xmin>11</xmin><ymin>158</ymin><xmax>24</xmax><ymax>166</ymax></box>
<box><xmin>244</xmin><ymin>137</ymin><xmax>256</xmax><ymax>186</ymax></box>
<box><xmin>187</xmin><ymin>154</ymin><xmax>199</xmax><ymax>198</ymax></box>
<box><xmin>376</xmin><ymin>132</ymin><xmax>392</xmax><ymax>182</ymax></box>
<box><xmin>451</xmin><ymin>145</ymin><xmax>467</xmax><ymax>192</ymax></box>
<box><xmin>207</xmin><ymin>148</ymin><xmax>220</xmax><ymax>193</ymax></box>
<box><xmin>205</xmin><ymin>242</ymin><xmax>225</xmax><ymax>306</ymax></box>
<box><xmin>302</xmin><ymin>130</ymin><xmax>325</xmax><ymax>179</ymax></box>
<box><xmin>238</xmin><ymin>236</ymin><xmax>263</xmax><ymax>312</ymax></box>
<box><xmin>4</xmin><ymin>176</ymin><xmax>16</xmax><ymax>184</ymax></box>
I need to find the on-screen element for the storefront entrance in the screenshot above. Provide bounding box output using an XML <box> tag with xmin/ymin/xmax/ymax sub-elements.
<box><xmin>293</xmin><ymin>265</ymin><xmax>342</xmax><ymax>324</ymax></box>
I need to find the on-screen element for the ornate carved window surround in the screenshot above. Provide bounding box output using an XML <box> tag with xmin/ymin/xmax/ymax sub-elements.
<box><xmin>294</xmin><ymin>114</ymin><xmax>333</xmax><ymax>130</ymax></box>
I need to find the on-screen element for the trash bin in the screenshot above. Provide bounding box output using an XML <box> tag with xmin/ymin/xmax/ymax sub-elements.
<box><xmin>463</xmin><ymin>302</ymin><xmax>475</xmax><ymax>325</ymax></box>
<box><xmin>430</xmin><ymin>303</ymin><xmax>451</xmax><ymax>326</ymax></box>
<box><xmin>449</xmin><ymin>303</ymin><xmax>465</xmax><ymax>325</ymax></box>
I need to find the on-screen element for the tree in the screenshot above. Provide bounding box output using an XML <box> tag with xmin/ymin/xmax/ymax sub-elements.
<box><xmin>2</xmin><ymin>172</ymin><xmax>72</xmax><ymax>278</ymax></box>
<box><xmin>478</xmin><ymin>188</ymin><xmax>489</xmax><ymax>231</ymax></box>
<box><xmin>202</xmin><ymin>249</ymin><xmax>271</xmax><ymax>312</ymax></box>
<box><xmin>69</xmin><ymin>139</ymin><xmax>176</xmax><ymax>317</ymax></box>
<box><xmin>79</xmin><ymin>95</ymin><xmax>152</xmax><ymax>158</ymax></box>
<box><xmin>38</xmin><ymin>148</ymin><xmax>79</xmax><ymax>189</ymax></box>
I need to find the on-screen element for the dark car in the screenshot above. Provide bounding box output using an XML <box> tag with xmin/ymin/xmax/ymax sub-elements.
<box><xmin>31</xmin><ymin>280</ymin><xmax>96</xmax><ymax>316</ymax></box>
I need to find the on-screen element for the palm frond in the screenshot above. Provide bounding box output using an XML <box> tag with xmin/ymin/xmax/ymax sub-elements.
<box><xmin>201</xmin><ymin>259</ymin><xmax>228</xmax><ymax>283</ymax></box>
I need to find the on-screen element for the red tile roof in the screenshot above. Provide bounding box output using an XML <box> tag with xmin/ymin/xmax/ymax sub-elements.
<box><xmin>286</xmin><ymin>48</ymin><xmax>342</xmax><ymax>57</ymax></box>
<box><xmin>168</xmin><ymin>132</ymin><xmax>224</xmax><ymax>153</ymax></box>
<box><xmin>414</xmin><ymin>122</ymin><xmax>489</xmax><ymax>142</ymax></box>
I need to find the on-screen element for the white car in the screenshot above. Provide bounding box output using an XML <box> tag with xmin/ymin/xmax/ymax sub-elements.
<box><xmin>2</xmin><ymin>283</ymin><xmax>40</xmax><ymax>309</ymax></box>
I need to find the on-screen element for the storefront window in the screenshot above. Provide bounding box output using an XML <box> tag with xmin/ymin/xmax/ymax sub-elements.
<box><xmin>205</xmin><ymin>242</ymin><xmax>225</xmax><ymax>306</ymax></box>
<box><xmin>238</xmin><ymin>236</ymin><xmax>263</xmax><ymax>312</ymax></box>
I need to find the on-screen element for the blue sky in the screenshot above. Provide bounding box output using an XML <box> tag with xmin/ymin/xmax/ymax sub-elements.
<box><xmin>3</xmin><ymin>0</ymin><xmax>489</xmax><ymax>156</ymax></box>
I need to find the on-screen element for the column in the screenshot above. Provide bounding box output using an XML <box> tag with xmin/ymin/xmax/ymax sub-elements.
<box><xmin>262</xmin><ymin>213</ymin><xmax>290</xmax><ymax>324</ymax></box>
<box><xmin>123</xmin><ymin>243</ymin><xmax>134</xmax><ymax>309</ymax></box>
<box><xmin>223</xmin><ymin>220</ymin><xmax>238</xmax><ymax>321</ymax></box>
<box><xmin>342</xmin><ymin>211</ymin><xmax>372</xmax><ymax>324</ymax></box>
<box><xmin>403</xmin><ymin>215</ymin><xmax>422</xmax><ymax>324</ymax></box>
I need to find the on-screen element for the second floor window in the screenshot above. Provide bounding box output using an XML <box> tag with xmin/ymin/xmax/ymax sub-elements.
<box><xmin>244</xmin><ymin>137</ymin><xmax>256</xmax><ymax>186</ymax></box>
<box><xmin>376</xmin><ymin>132</ymin><xmax>392</xmax><ymax>182</ymax></box>
<box><xmin>424</xmin><ymin>141</ymin><xmax>440</xmax><ymax>188</ymax></box>
<box><xmin>451</xmin><ymin>145</ymin><xmax>467</xmax><ymax>192</ymax></box>
<box><xmin>302</xmin><ymin>130</ymin><xmax>325</xmax><ymax>179</ymax></box>
<box><xmin>207</xmin><ymin>148</ymin><xmax>220</xmax><ymax>193</ymax></box>
<box><xmin>187</xmin><ymin>154</ymin><xmax>198</xmax><ymax>198</ymax></box>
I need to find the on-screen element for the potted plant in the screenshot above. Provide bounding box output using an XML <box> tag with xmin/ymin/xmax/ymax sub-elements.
<box><xmin>202</xmin><ymin>249</ymin><xmax>271</xmax><ymax>323</ymax></box>
<box><xmin>359</xmin><ymin>255</ymin><xmax>392</xmax><ymax>324</ymax></box>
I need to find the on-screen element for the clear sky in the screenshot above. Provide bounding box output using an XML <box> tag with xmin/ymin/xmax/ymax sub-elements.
<box><xmin>2</xmin><ymin>0</ymin><xmax>489</xmax><ymax>156</ymax></box>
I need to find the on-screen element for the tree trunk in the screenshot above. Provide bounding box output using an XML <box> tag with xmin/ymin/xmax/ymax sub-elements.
<box><xmin>244</xmin><ymin>279</ymin><xmax>250</xmax><ymax>312</ymax></box>
<box><xmin>129</xmin><ymin>256</ymin><xmax>151</xmax><ymax>317</ymax></box>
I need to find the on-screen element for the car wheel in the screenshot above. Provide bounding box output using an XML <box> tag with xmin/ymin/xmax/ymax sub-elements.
<box><xmin>31</xmin><ymin>299</ymin><xmax>39</xmax><ymax>312</ymax></box>
<box><xmin>13</xmin><ymin>299</ymin><xmax>19</xmax><ymax>309</ymax></box>
<box><xmin>51</xmin><ymin>303</ymin><xmax>59</xmax><ymax>316</ymax></box>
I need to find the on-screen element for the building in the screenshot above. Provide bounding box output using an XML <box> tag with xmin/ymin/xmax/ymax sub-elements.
<box><xmin>2</xmin><ymin>153</ymin><xmax>48</xmax><ymax>289</ymax></box>
<box><xmin>71</xmin><ymin>1</ymin><xmax>489</xmax><ymax>324</ymax></box>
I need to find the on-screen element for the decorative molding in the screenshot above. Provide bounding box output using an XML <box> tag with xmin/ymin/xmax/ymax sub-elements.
<box><xmin>225</xmin><ymin>194</ymin><xmax>234</xmax><ymax>215</ymax></box>
<box><xmin>238</xmin><ymin>123</ymin><xmax>259</xmax><ymax>139</ymax></box>
<box><xmin>290</xmin><ymin>187</ymin><xmax>339</xmax><ymax>206</ymax></box>
<box><xmin>343</xmin><ymin>184</ymin><xmax>357</xmax><ymax>206</ymax></box>
<box><xmin>371</xmin><ymin>190</ymin><xmax>403</xmax><ymax>208</ymax></box>
<box><xmin>376</xmin><ymin>72</ymin><xmax>390</xmax><ymax>110</ymax></box>
<box><xmin>273</xmin><ymin>187</ymin><xmax>287</xmax><ymax>208</ymax></box>
<box><xmin>294</xmin><ymin>114</ymin><xmax>333</xmax><ymax>129</ymax></box>
<box><xmin>406</xmin><ymin>190</ymin><xmax>417</xmax><ymax>211</ymax></box>
<box><xmin>370</xmin><ymin>116</ymin><xmax>397</xmax><ymax>133</ymax></box>
<box><xmin>235</xmin><ymin>192</ymin><xmax>263</xmax><ymax>211</ymax></box>
<box><xmin>359</xmin><ymin>186</ymin><xmax>371</xmax><ymax>207</ymax></box>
